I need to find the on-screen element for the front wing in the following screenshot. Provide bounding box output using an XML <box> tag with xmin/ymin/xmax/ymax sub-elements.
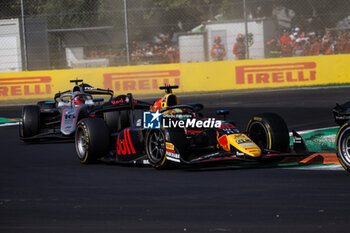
<box><xmin>179</xmin><ymin>130</ymin><xmax>311</xmax><ymax>165</ymax></box>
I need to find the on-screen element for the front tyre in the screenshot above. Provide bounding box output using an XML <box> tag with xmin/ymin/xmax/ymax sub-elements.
<box><xmin>335</xmin><ymin>123</ymin><xmax>350</xmax><ymax>173</ymax></box>
<box><xmin>145</xmin><ymin>129</ymin><xmax>171</xmax><ymax>169</ymax></box>
<box><xmin>20</xmin><ymin>105</ymin><xmax>40</xmax><ymax>141</ymax></box>
<box><xmin>75</xmin><ymin>118</ymin><xmax>110</xmax><ymax>164</ymax></box>
<box><xmin>246</xmin><ymin>113</ymin><xmax>289</xmax><ymax>153</ymax></box>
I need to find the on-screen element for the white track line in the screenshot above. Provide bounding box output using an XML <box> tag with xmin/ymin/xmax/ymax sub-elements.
<box><xmin>0</xmin><ymin>122</ymin><xmax>19</xmax><ymax>127</ymax></box>
<box><xmin>287</xmin><ymin>165</ymin><xmax>343</xmax><ymax>171</ymax></box>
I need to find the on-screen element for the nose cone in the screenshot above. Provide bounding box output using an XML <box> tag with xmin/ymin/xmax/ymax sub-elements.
<box><xmin>227</xmin><ymin>134</ymin><xmax>261</xmax><ymax>157</ymax></box>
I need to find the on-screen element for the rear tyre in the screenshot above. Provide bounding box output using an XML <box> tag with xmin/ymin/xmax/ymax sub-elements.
<box><xmin>119</xmin><ymin>110</ymin><xmax>131</xmax><ymax>130</ymax></box>
<box><xmin>145</xmin><ymin>129</ymin><xmax>171</xmax><ymax>169</ymax></box>
<box><xmin>20</xmin><ymin>105</ymin><xmax>40</xmax><ymax>141</ymax></box>
<box><xmin>104</xmin><ymin>110</ymin><xmax>131</xmax><ymax>132</ymax></box>
<box><xmin>246</xmin><ymin>113</ymin><xmax>289</xmax><ymax>154</ymax></box>
<box><xmin>335</xmin><ymin>123</ymin><xmax>350</xmax><ymax>173</ymax></box>
<box><xmin>104</xmin><ymin>111</ymin><xmax>119</xmax><ymax>132</ymax></box>
<box><xmin>75</xmin><ymin>118</ymin><xmax>110</xmax><ymax>164</ymax></box>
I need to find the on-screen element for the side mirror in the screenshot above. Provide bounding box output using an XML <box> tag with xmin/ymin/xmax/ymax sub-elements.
<box><xmin>93</xmin><ymin>98</ymin><xmax>104</xmax><ymax>103</ymax></box>
<box><xmin>216</xmin><ymin>110</ymin><xmax>230</xmax><ymax>120</ymax></box>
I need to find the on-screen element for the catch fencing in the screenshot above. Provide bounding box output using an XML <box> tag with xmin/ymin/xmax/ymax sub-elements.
<box><xmin>0</xmin><ymin>0</ymin><xmax>349</xmax><ymax>72</ymax></box>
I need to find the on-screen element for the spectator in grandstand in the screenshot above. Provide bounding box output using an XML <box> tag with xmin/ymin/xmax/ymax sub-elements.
<box><xmin>266</xmin><ymin>31</ymin><xmax>282</xmax><ymax>58</ymax></box>
<box><xmin>303</xmin><ymin>38</ymin><xmax>312</xmax><ymax>56</ymax></box>
<box><xmin>210</xmin><ymin>36</ymin><xmax>226</xmax><ymax>61</ymax></box>
<box><xmin>106</xmin><ymin>48</ymin><xmax>118</xmax><ymax>66</ymax></box>
<box><xmin>88</xmin><ymin>48</ymin><xmax>98</xmax><ymax>58</ymax></box>
<box><xmin>144</xmin><ymin>43</ymin><xmax>154</xmax><ymax>63</ymax></box>
<box><xmin>322</xmin><ymin>35</ymin><xmax>334</xmax><ymax>55</ymax></box>
<box><xmin>335</xmin><ymin>30</ymin><xmax>346</xmax><ymax>54</ymax></box>
<box><xmin>131</xmin><ymin>41</ymin><xmax>138</xmax><ymax>52</ymax></box>
<box><xmin>310</xmin><ymin>35</ymin><xmax>322</xmax><ymax>55</ymax></box>
<box><xmin>233</xmin><ymin>33</ymin><xmax>246</xmax><ymax>60</ymax></box>
<box><xmin>323</xmin><ymin>30</ymin><xmax>333</xmax><ymax>43</ymax></box>
<box><xmin>152</xmin><ymin>46</ymin><xmax>160</xmax><ymax>64</ymax></box>
<box><xmin>160</xmin><ymin>44</ymin><xmax>169</xmax><ymax>64</ymax></box>
<box><xmin>290</xmin><ymin>27</ymin><xmax>299</xmax><ymax>42</ymax></box>
<box><xmin>280</xmin><ymin>29</ymin><xmax>292</xmax><ymax>57</ymax></box>
<box><xmin>130</xmin><ymin>49</ymin><xmax>139</xmax><ymax>65</ymax></box>
<box><xmin>293</xmin><ymin>38</ymin><xmax>305</xmax><ymax>57</ymax></box>
<box><xmin>111</xmin><ymin>28</ymin><xmax>350</xmax><ymax>66</ymax></box>
<box><xmin>166</xmin><ymin>43</ymin><xmax>177</xmax><ymax>63</ymax></box>
<box><xmin>343</xmin><ymin>32</ymin><xmax>350</xmax><ymax>54</ymax></box>
<box><xmin>174</xmin><ymin>47</ymin><xmax>180</xmax><ymax>63</ymax></box>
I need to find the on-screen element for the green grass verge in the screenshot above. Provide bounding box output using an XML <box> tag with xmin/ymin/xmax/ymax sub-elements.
<box><xmin>290</xmin><ymin>127</ymin><xmax>339</xmax><ymax>153</ymax></box>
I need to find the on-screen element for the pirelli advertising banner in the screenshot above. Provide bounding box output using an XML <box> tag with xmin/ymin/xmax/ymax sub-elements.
<box><xmin>1</xmin><ymin>54</ymin><xmax>350</xmax><ymax>101</ymax></box>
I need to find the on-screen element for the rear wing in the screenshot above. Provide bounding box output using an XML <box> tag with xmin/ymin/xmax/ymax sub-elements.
<box><xmin>159</xmin><ymin>85</ymin><xmax>178</xmax><ymax>94</ymax></box>
<box><xmin>54</xmin><ymin>85</ymin><xmax>113</xmax><ymax>102</ymax></box>
<box><xmin>82</xmin><ymin>87</ymin><xmax>114</xmax><ymax>98</ymax></box>
<box><xmin>90</xmin><ymin>93</ymin><xmax>152</xmax><ymax>116</ymax></box>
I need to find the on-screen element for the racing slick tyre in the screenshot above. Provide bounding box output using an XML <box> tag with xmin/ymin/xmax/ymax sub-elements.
<box><xmin>145</xmin><ymin>129</ymin><xmax>172</xmax><ymax>169</ymax></box>
<box><xmin>19</xmin><ymin>105</ymin><xmax>40</xmax><ymax>142</ymax></box>
<box><xmin>104</xmin><ymin>111</ymin><xmax>119</xmax><ymax>133</ymax></box>
<box><xmin>75</xmin><ymin>118</ymin><xmax>110</xmax><ymax>164</ymax></box>
<box><xmin>119</xmin><ymin>110</ymin><xmax>131</xmax><ymax>130</ymax></box>
<box><xmin>335</xmin><ymin>122</ymin><xmax>350</xmax><ymax>173</ymax></box>
<box><xmin>104</xmin><ymin>110</ymin><xmax>131</xmax><ymax>133</ymax></box>
<box><xmin>246</xmin><ymin>113</ymin><xmax>289</xmax><ymax>155</ymax></box>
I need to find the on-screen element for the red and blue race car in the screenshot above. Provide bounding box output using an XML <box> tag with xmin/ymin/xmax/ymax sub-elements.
<box><xmin>74</xmin><ymin>86</ymin><xmax>310</xmax><ymax>169</ymax></box>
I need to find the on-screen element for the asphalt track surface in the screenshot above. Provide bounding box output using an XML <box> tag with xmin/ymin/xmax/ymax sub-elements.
<box><xmin>1</xmin><ymin>87</ymin><xmax>350</xmax><ymax>233</ymax></box>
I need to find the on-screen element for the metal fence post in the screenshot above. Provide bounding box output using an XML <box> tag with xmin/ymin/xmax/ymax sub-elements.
<box><xmin>243</xmin><ymin>0</ymin><xmax>249</xmax><ymax>59</ymax></box>
<box><xmin>123</xmin><ymin>0</ymin><xmax>130</xmax><ymax>65</ymax></box>
<box><xmin>20</xmin><ymin>0</ymin><xmax>28</xmax><ymax>70</ymax></box>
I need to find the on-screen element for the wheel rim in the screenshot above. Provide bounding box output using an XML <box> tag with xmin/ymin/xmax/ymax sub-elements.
<box><xmin>147</xmin><ymin>130</ymin><xmax>166</xmax><ymax>163</ymax></box>
<box><xmin>339</xmin><ymin>130</ymin><xmax>350</xmax><ymax>165</ymax></box>
<box><xmin>76</xmin><ymin>126</ymin><xmax>87</xmax><ymax>159</ymax></box>
<box><xmin>248</xmin><ymin>121</ymin><xmax>269</xmax><ymax>150</ymax></box>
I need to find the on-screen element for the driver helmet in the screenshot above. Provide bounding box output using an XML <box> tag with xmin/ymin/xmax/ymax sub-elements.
<box><xmin>163</xmin><ymin>108</ymin><xmax>184</xmax><ymax>116</ymax></box>
<box><xmin>236</xmin><ymin>33</ymin><xmax>244</xmax><ymax>41</ymax></box>
<box><xmin>74</xmin><ymin>95</ymin><xmax>85</xmax><ymax>105</ymax></box>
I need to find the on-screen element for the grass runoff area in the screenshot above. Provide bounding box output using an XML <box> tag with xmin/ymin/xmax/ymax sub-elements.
<box><xmin>0</xmin><ymin>117</ymin><xmax>19</xmax><ymax>124</ymax></box>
